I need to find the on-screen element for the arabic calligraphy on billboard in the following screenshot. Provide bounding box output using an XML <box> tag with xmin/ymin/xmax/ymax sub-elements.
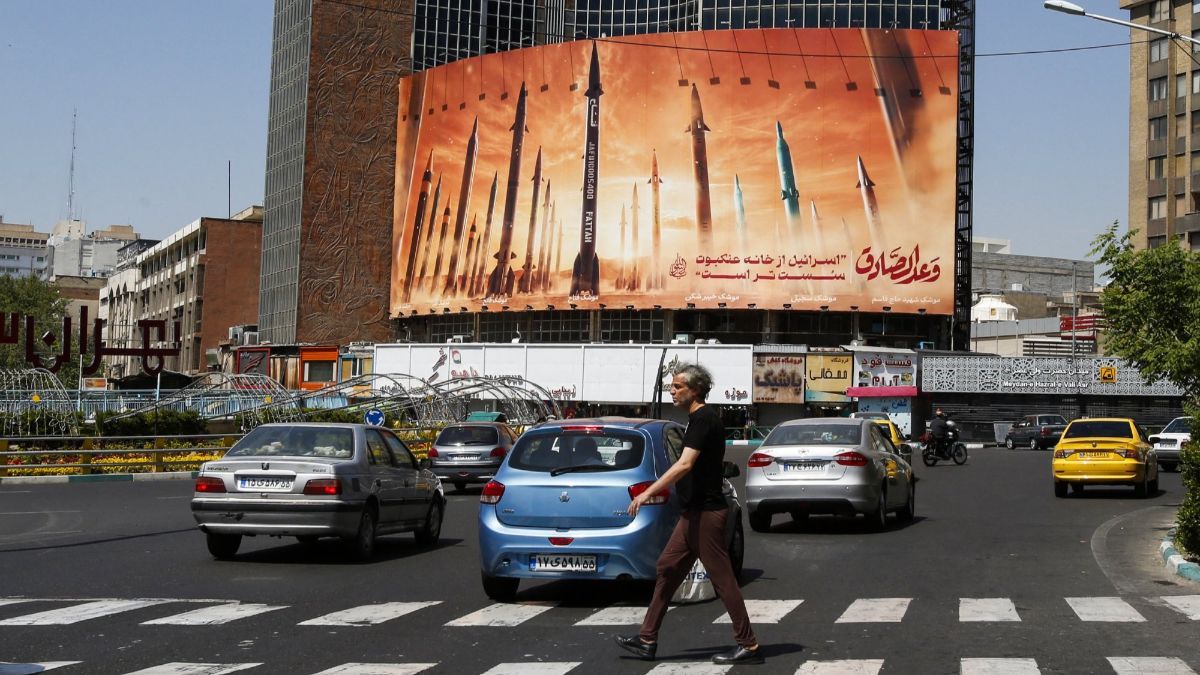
<box><xmin>391</xmin><ymin>29</ymin><xmax>958</xmax><ymax>317</ymax></box>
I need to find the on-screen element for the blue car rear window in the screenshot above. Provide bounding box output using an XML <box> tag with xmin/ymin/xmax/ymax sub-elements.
<box><xmin>509</xmin><ymin>430</ymin><xmax>645</xmax><ymax>473</ymax></box>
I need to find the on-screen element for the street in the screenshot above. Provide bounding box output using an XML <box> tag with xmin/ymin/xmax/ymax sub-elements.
<box><xmin>1</xmin><ymin>447</ymin><xmax>1197</xmax><ymax>675</ymax></box>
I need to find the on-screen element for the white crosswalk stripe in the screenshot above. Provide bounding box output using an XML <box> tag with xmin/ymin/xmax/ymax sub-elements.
<box><xmin>714</xmin><ymin>599</ymin><xmax>803</xmax><ymax>624</ymax></box>
<box><xmin>1106</xmin><ymin>657</ymin><xmax>1197</xmax><ymax>674</ymax></box>
<box><xmin>959</xmin><ymin>598</ymin><xmax>1021</xmax><ymax>622</ymax></box>
<box><xmin>298</xmin><ymin>602</ymin><xmax>441</xmax><ymax>627</ymax></box>
<box><xmin>478</xmin><ymin>663</ymin><xmax>579</xmax><ymax>675</ymax></box>
<box><xmin>310</xmin><ymin>665</ymin><xmax>437</xmax><ymax>675</ymax></box>
<box><xmin>1161</xmin><ymin>595</ymin><xmax>1200</xmax><ymax>620</ymax></box>
<box><xmin>121</xmin><ymin>664</ymin><xmax>261</xmax><ymax>675</ymax></box>
<box><xmin>1065</xmin><ymin>597</ymin><xmax>1145</xmax><ymax>622</ymax></box>
<box><xmin>960</xmin><ymin>658</ymin><xmax>1041</xmax><ymax>675</ymax></box>
<box><xmin>0</xmin><ymin>599</ymin><xmax>171</xmax><ymax>625</ymax></box>
<box><xmin>0</xmin><ymin>663</ymin><xmax>81</xmax><ymax>674</ymax></box>
<box><xmin>645</xmin><ymin>664</ymin><xmax>732</xmax><ymax>674</ymax></box>
<box><xmin>575</xmin><ymin>605</ymin><xmax>672</xmax><ymax>625</ymax></box>
<box><xmin>445</xmin><ymin>602</ymin><xmax>556</xmax><ymax>627</ymax></box>
<box><xmin>795</xmin><ymin>659</ymin><xmax>885</xmax><ymax>674</ymax></box>
<box><xmin>834</xmin><ymin>598</ymin><xmax>911</xmax><ymax>623</ymax></box>
<box><xmin>142</xmin><ymin>603</ymin><xmax>288</xmax><ymax>625</ymax></box>
<box><xmin>0</xmin><ymin>600</ymin><xmax>35</xmax><ymax>610</ymax></box>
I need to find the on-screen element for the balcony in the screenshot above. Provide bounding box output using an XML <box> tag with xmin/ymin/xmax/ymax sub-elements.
<box><xmin>1176</xmin><ymin>212</ymin><xmax>1200</xmax><ymax>233</ymax></box>
<box><xmin>1150</xmin><ymin>99</ymin><xmax>1168</xmax><ymax>117</ymax></box>
<box><xmin>1148</xmin><ymin>177</ymin><xmax>1168</xmax><ymax>197</ymax></box>
<box><xmin>1175</xmin><ymin>176</ymin><xmax>1187</xmax><ymax>194</ymax></box>
<box><xmin>1148</xmin><ymin>218</ymin><xmax>1167</xmax><ymax>237</ymax></box>
<box><xmin>1176</xmin><ymin>136</ymin><xmax>1189</xmax><ymax>155</ymax></box>
<box><xmin>1148</xmin><ymin>138</ymin><xmax>1168</xmax><ymax>157</ymax></box>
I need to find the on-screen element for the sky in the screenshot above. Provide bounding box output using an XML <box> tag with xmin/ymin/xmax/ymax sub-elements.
<box><xmin>0</xmin><ymin>1</ymin><xmax>1130</xmax><ymax>264</ymax></box>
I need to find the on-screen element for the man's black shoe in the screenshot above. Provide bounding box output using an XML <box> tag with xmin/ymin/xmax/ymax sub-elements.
<box><xmin>712</xmin><ymin>645</ymin><xmax>764</xmax><ymax>665</ymax></box>
<box><xmin>614</xmin><ymin>635</ymin><xmax>657</xmax><ymax>660</ymax></box>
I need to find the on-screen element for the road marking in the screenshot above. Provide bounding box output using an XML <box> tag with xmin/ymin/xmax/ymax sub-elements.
<box><xmin>121</xmin><ymin>664</ymin><xmax>262</xmax><ymax>675</ymax></box>
<box><xmin>645</xmin><ymin>664</ymin><xmax>732</xmax><ymax>674</ymax></box>
<box><xmin>298</xmin><ymin>602</ymin><xmax>441</xmax><ymax>626</ymax></box>
<box><xmin>1065</xmin><ymin>597</ymin><xmax>1145</xmax><ymax>622</ymax></box>
<box><xmin>714</xmin><ymin>599</ymin><xmax>802</xmax><ymax>624</ymax></box>
<box><xmin>959</xmin><ymin>598</ymin><xmax>1021</xmax><ymax>622</ymax></box>
<box><xmin>1161</xmin><ymin>595</ymin><xmax>1200</xmax><ymax>620</ymax></box>
<box><xmin>1107</xmin><ymin>657</ymin><xmax>1197</xmax><ymax>674</ymax></box>
<box><xmin>0</xmin><ymin>511</ymin><xmax>81</xmax><ymax>515</ymax></box>
<box><xmin>479</xmin><ymin>664</ymin><xmax>580</xmax><ymax>675</ymax></box>
<box><xmin>960</xmin><ymin>658</ymin><xmax>1041</xmax><ymax>674</ymax></box>
<box><xmin>310</xmin><ymin>665</ymin><xmax>438</xmax><ymax>675</ymax></box>
<box><xmin>0</xmin><ymin>600</ymin><xmax>35</xmax><ymax>610</ymax></box>
<box><xmin>0</xmin><ymin>599</ymin><xmax>170</xmax><ymax>625</ymax></box>
<box><xmin>834</xmin><ymin>598</ymin><xmax>911</xmax><ymax>623</ymax></box>
<box><xmin>575</xmin><ymin>606</ymin><xmax>673</xmax><ymax>625</ymax></box>
<box><xmin>0</xmin><ymin>663</ymin><xmax>81</xmax><ymax>674</ymax></box>
<box><xmin>142</xmin><ymin>603</ymin><xmax>288</xmax><ymax>625</ymax></box>
<box><xmin>445</xmin><ymin>602</ymin><xmax>555</xmax><ymax>627</ymax></box>
<box><xmin>795</xmin><ymin>659</ymin><xmax>885</xmax><ymax>674</ymax></box>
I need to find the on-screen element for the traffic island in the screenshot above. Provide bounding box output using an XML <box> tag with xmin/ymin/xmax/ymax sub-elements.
<box><xmin>1160</xmin><ymin>528</ymin><xmax>1200</xmax><ymax>583</ymax></box>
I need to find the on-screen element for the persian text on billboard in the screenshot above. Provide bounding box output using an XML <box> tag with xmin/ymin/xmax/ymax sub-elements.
<box><xmin>391</xmin><ymin>29</ymin><xmax>959</xmax><ymax>316</ymax></box>
<box><xmin>753</xmin><ymin>354</ymin><xmax>805</xmax><ymax>404</ymax></box>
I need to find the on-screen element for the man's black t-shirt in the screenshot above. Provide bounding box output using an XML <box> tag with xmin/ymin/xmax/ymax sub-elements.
<box><xmin>677</xmin><ymin>404</ymin><xmax>727</xmax><ymax>511</ymax></box>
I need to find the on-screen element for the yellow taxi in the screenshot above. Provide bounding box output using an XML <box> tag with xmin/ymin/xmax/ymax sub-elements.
<box><xmin>1052</xmin><ymin>418</ymin><xmax>1159</xmax><ymax>498</ymax></box>
<box><xmin>872</xmin><ymin>419</ymin><xmax>908</xmax><ymax>449</ymax></box>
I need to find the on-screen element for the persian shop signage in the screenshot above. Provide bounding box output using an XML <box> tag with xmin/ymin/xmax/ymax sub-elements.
<box><xmin>1</xmin><ymin>309</ymin><xmax>181</xmax><ymax>376</ymax></box>
<box><xmin>390</xmin><ymin>28</ymin><xmax>959</xmax><ymax>317</ymax></box>
<box><xmin>920</xmin><ymin>356</ymin><xmax>1184</xmax><ymax>397</ymax></box>
<box><xmin>752</xmin><ymin>354</ymin><xmax>805</xmax><ymax>404</ymax></box>
<box><xmin>805</xmin><ymin>354</ymin><xmax>852</xmax><ymax>402</ymax></box>
<box><xmin>853</xmin><ymin>351</ymin><xmax>916</xmax><ymax>388</ymax></box>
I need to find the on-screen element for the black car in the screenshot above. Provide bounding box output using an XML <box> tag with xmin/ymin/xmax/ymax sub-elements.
<box><xmin>1004</xmin><ymin>414</ymin><xmax>1068</xmax><ymax>450</ymax></box>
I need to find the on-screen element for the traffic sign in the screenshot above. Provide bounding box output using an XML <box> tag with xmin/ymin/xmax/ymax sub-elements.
<box><xmin>1098</xmin><ymin>366</ymin><xmax>1117</xmax><ymax>384</ymax></box>
<box><xmin>365</xmin><ymin>409</ymin><xmax>385</xmax><ymax>426</ymax></box>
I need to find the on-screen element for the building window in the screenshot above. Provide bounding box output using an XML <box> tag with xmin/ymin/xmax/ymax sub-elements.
<box><xmin>1178</xmin><ymin>73</ymin><xmax>1189</xmax><ymax>98</ymax></box>
<box><xmin>1194</xmin><ymin>30</ymin><xmax>1200</xmax><ymax>52</ymax></box>
<box><xmin>1152</xmin><ymin>0</ymin><xmax>1170</xmax><ymax>22</ymax></box>
<box><xmin>1151</xmin><ymin>77</ymin><xmax>1168</xmax><ymax>101</ymax></box>
<box><xmin>1150</xmin><ymin>38</ymin><xmax>1169</xmax><ymax>62</ymax></box>
<box><xmin>1151</xmin><ymin>116</ymin><xmax>1168</xmax><ymax>140</ymax></box>
<box><xmin>1195</xmin><ymin>0</ymin><xmax>1200</xmax><ymax>13</ymax></box>
<box><xmin>1149</xmin><ymin>196</ymin><xmax>1167</xmax><ymax>220</ymax></box>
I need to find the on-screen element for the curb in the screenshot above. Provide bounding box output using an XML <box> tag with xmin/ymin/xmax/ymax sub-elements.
<box><xmin>0</xmin><ymin>471</ymin><xmax>199</xmax><ymax>486</ymax></box>
<box><xmin>1159</xmin><ymin>529</ymin><xmax>1200</xmax><ymax>583</ymax></box>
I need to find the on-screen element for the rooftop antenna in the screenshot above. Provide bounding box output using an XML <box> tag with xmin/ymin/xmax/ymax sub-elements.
<box><xmin>67</xmin><ymin>108</ymin><xmax>78</xmax><ymax>221</ymax></box>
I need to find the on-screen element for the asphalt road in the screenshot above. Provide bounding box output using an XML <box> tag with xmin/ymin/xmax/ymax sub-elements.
<box><xmin>1</xmin><ymin>447</ymin><xmax>1197</xmax><ymax>675</ymax></box>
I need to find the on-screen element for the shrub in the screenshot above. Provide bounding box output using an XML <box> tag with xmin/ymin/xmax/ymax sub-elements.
<box><xmin>94</xmin><ymin>410</ymin><xmax>207</xmax><ymax>437</ymax></box>
<box><xmin>1175</xmin><ymin>408</ymin><xmax>1200</xmax><ymax>559</ymax></box>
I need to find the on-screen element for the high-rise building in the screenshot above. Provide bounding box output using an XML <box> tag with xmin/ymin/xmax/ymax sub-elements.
<box><xmin>1122</xmin><ymin>0</ymin><xmax>1200</xmax><ymax>252</ymax></box>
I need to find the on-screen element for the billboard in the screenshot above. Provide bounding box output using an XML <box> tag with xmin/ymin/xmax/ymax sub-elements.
<box><xmin>752</xmin><ymin>354</ymin><xmax>806</xmax><ymax>404</ymax></box>
<box><xmin>391</xmin><ymin>29</ymin><xmax>958</xmax><ymax>317</ymax></box>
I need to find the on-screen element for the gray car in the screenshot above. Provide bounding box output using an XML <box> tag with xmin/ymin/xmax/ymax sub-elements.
<box><xmin>429</xmin><ymin>422</ymin><xmax>518</xmax><ymax>491</ymax></box>
<box><xmin>744</xmin><ymin>418</ymin><xmax>915</xmax><ymax>532</ymax></box>
<box><xmin>191</xmin><ymin>423</ymin><xmax>445</xmax><ymax>561</ymax></box>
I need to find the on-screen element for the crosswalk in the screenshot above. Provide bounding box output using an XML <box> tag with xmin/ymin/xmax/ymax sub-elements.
<box><xmin>3</xmin><ymin>656</ymin><xmax>1198</xmax><ymax>675</ymax></box>
<box><xmin>0</xmin><ymin>594</ymin><xmax>1197</xmax><ymax>628</ymax></box>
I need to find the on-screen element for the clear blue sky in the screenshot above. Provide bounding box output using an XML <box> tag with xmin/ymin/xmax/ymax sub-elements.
<box><xmin>1</xmin><ymin>1</ymin><xmax>1130</xmax><ymax>262</ymax></box>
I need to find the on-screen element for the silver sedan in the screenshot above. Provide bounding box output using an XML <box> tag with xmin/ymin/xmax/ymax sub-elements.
<box><xmin>191</xmin><ymin>423</ymin><xmax>445</xmax><ymax>560</ymax></box>
<box><xmin>744</xmin><ymin>418</ymin><xmax>915</xmax><ymax>532</ymax></box>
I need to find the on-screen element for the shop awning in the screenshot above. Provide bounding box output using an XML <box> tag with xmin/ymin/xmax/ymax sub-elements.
<box><xmin>845</xmin><ymin>386</ymin><xmax>918</xmax><ymax>398</ymax></box>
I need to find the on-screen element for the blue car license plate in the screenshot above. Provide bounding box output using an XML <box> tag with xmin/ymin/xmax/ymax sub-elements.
<box><xmin>529</xmin><ymin>554</ymin><xmax>596</xmax><ymax>572</ymax></box>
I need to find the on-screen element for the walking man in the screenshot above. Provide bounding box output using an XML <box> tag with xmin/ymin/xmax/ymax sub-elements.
<box><xmin>615</xmin><ymin>363</ymin><xmax>763</xmax><ymax>665</ymax></box>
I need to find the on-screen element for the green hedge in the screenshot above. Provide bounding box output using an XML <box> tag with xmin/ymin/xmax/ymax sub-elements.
<box><xmin>1175</xmin><ymin>408</ymin><xmax>1200</xmax><ymax>559</ymax></box>
<box><xmin>92</xmin><ymin>410</ymin><xmax>208</xmax><ymax>437</ymax></box>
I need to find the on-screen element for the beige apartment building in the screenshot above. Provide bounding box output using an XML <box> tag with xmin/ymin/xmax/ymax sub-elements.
<box><xmin>1124</xmin><ymin>0</ymin><xmax>1200</xmax><ymax>250</ymax></box>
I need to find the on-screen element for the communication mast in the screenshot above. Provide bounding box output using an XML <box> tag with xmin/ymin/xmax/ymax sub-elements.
<box><xmin>67</xmin><ymin>108</ymin><xmax>78</xmax><ymax>221</ymax></box>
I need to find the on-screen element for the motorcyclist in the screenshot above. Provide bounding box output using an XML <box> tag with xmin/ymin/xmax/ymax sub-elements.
<box><xmin>929</xmin><ymin>408</ymin><xmax>951</xmax><ymax>458</ymax></box>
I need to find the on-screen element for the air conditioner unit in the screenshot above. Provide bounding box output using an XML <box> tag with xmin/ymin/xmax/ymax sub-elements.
<box><xmin>917</xmin><ymin>341</ymin><xmax>935</xmax><ymax>350</ymax></box>
<box><xmin>447</xmin><ymin>335</ymin><xmax>466</xmax><ymax>343</ymax></box>
<box><xmin>242</xmin><ymin>331</ymin><xmax>260</xmax><ymax>346</ymax></box>
<box><xmin>228</xmin><ymin>325</ymin><xmax>244</xmax><ymax>342</ymax></box>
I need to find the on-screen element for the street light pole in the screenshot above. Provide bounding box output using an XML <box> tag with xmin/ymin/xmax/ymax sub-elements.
<box><xmin>1044</xmin><ymin>1</ymin><xmax>1200</xmax><ymax>46</ymax></box>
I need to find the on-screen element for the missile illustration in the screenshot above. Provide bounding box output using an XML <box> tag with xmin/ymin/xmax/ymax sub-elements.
<box><xmin>776</xmin><ymin>121</ymin><xmax>802</xmax><ymax>238</ymax></box>
<box><xmin>856</xmin><ymin>155</ymin><xmax>884</xmax><ymax>246</ymax></box>
<box><xmin>444</xmin><ymin>118</ymin><xmax>479</xmax><ymax>296</ymax></box>
<box><xmin>552</xmin><ymin>214</ymin><xmax>563</xmax><ymax>291</ymax></box>
<box><xmin>535</xmin><ymin>180</ymin><xmax>552</xmax><ymax>292</ymax></box>
<box><xmin>616</xmin><ymin>202</ymin><xmax>627</xmax><ymax>290</ymax></box>
<box><xmin>518</xmin><ymin>147</ymin><xmax>544</xmax><ymax>294</ymax></box>
<box><xmin>401</xmin><ymin>151</ymin><xmax>433</xmax><ymax>303</ymax></box>
<box><xmin>687</xmin><ymin>84</ymin><xmax>713</xmax><ymax>250</ymax></box>
<box><xmin>430</xmin><ymin>204</ymin><xmax>452</xmax><ymax>286</ymax></box>
<box><xmin>471</xmin><ymin>172</ymin><xmax>499</xmax><ymax>297</ymax></box>
<box><xmin>648</xmin><ymin>150</ymin><xmax>663</xmax><ymax>289</ymax></box>
<box><xmin>810</xmin><ymin>199</ymin><xmax>825</xmax><ymax>250</ymax></box>
<box><xmin>733</xmin><ymin>174</ymin><xmax>748</xmax><ymax>255</ymax></box>
<box><xmin>487</xmin><ymin>82</ymin><xmax>529</xmax><ymax>298</ymax></box>
<box><xmin>629</xmin><ymin>183</ymin><xmax>640</xmax><ymax>291</ymax></box>
<box><xmin>416</xmin><ymin>174</ymin><xmax>442</xmax><ymax>290</ymax></box>
<box><xmin>461</xmin><ymin>217</ymin><xmax>477</xmax><ymax>292</ymax></box>
<box><xmin>570</xmin><ymin>42</ymin><xmax>603</xmax><ymax>297</ymax></box>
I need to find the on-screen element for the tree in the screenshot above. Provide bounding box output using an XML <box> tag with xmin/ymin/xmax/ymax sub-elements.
<box><xmin>1092</xmin><ymin>224</ymin><xmax>1200</xmax><ymax>555</ymax></box>
<box><xmin>0</xmin><ymin>275</ymin><xmax>89</xmax><ymax>388</ymax></box>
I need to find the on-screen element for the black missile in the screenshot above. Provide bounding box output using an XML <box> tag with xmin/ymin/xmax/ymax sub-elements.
<box><xmin>487</xmin><ymin>82</ymin><xmax>528</xmax><ymax>298</ymax></box>
<box><xmin>570</xmin><ymin>41</ymin><xmax>602</xmax><ymax>297</ymax></box>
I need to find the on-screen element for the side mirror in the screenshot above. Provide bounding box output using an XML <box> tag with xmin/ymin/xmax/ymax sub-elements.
<box><xmin>722</xmin><ymin>461</ymin><xmax>740</xmax><ymax>479</ymax></box>
<box><xmin>418</xmin><ymin>457</ymin><xmax>431</xmax><ymax>471</ymax></box>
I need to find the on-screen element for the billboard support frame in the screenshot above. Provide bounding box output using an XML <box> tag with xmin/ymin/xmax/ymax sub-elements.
<box><xmin>946</xmin><ymin>0</ymin><xmax>975</xmax><ymax>351</ymax></box>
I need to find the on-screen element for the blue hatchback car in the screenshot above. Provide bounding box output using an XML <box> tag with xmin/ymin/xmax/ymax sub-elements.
<box><xmin>478</xmin><ymin>417</ymin><xmax>745</xmax><ymax>601</ymax></box>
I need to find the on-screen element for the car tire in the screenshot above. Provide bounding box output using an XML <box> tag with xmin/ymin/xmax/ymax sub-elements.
<box><xmin>481</xmin><ymin>572</ymin><xmax>519</xmax><ymax>602</ymax></box>
<box><xmin>1134</xmin><ymin>473</ymin><xmax>1148</xmax><ymax>499</ymax></box>
<box><xmin>748</xmin><ymin>510</ymin><xmax>772</xmax><ymax>533</ymax></box>
<box><xmin>347</xmin><ymin>506</ymin><xmax>378</xmax><ymax>562</ymax></box>
<box><xmin>1162</xmin><ymin>462</ymin><xmax>1178</xmax><ymax>473</ymax></box>
<box><xmin>414</xmin><ymin>498</ymin><xmax>444</xmax><ymax>546</ymax></box>
<box><xmin>868</xmin><ymin>488</ymin><xmax>888</xmax><ymax>532</ymax></box>
<box><xmin>1029</xmin><ymin>438</ymin><xmax>1039</xmax><ymax>451</ymax></box>
<box><xmin>1054</xmin><ymin>481</ymin><xmax>1068</xmax><ymax>498</ymax></box>
<box><xmin>728</xmin><ymin>519</ymin><xmax>745</xmax><ymax>579</ymax></box>
<box><xmin>1070</xmin><ymin>483</ymin><xmax>1084</xmax><ymax>494</ymax></box>
<box><xmin>206</xmin><ymin>532</ymin><xmax>241</xmax><ymax>559</ymax></box>
<box><xmin>1005</xmin><ymin>437</ymin><xmax>1014</xmax><ymax>450</ymax></box>
<box><xmin>1149</xmin><ymin>474</ymin><xmax>1159</xmax><ymax>495</ymax></box>
<box><xmin>897</xmin><ymin>482</ymin><xmax>915</xmax><ymax>523</ymax></box>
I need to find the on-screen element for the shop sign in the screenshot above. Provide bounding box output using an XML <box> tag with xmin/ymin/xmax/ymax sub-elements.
<box><xmin>920</xmin><ymin>356</ymin><xmax>1183</xmax><ymax>397</ymax></box>
<box><xmin>805</xmin><ymin>354</ymin><xmax>852</xmax><ymax>395</ymax></box>
<box><xmin>853</xmin><ymin>351</ymin><xmax>916</xmax><ymax>388</ymax></box>
<box><xmin>752</xmin><ymin>354</ymin><xmax>805</xmax><ymax>404</ymax></box>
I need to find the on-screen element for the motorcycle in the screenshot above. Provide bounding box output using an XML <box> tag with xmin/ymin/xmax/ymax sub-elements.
<box><xmin>920</xmin><ymin>420</ymin><xmax>968</xmax><ymax>466</ymax></box>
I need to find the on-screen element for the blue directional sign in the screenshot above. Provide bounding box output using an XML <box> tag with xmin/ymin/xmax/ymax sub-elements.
<box><xmin>365</xmin><ymin>409</ymin><xmax>385</xmax><ymax>426</ymax></box>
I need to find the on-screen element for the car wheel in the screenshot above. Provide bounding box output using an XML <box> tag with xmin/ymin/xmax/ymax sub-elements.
<box><xmin>728</xmin><ymin>519</ymin><xmax>745</xmax><ymax>579</ymax></box>
<box><xmin>414</xmin><ymin>498</ymin><xmax>444</xmax><ymax>546</ymax></box>
<box><xmin>748</xmin><ymin>510</ymin><xmax>772</xmax><ymax>533</ymax></box>
<box><xmin>454</xmin><ymin>481</ymin><xmax>467</xmax><ymax>492</ymax></box>
<box><xmin>1134</xmin><ymin>473</ymin><xmax>1148</xmax><ymax>499</ymax></box>
<box><xmin>481</xmin><ymin>572</ymin><xmax>519</xmax><ymax>602</ymax></box>
<box><xmin>1029</xmin><ymin>438</ymin><xmax>1039</xmax><ymax>451</ymax></box>
<box><xmin>897</xmin><ymin>482</ymin><xmax>915</xmax><ymax>523</ymax></box>
<box><xmin>1005</xmin><ymin>437</ymin><xmax>1014</xmax><ymax>450</ymax></box>
<box><xmin>206</xmin><ymin>532</ymin><xmax>241</xmax><ymax>559</ymax></box>
<box><xmin>1070</xmin><ymin>483</ymin><xmax>1084</xmax><ymax>494</ymax></box>
<box><xmin>868</xmin><ymin>488</ymin><xmax>888</xmax><ymax>532</ymax></box>
<box><xmin>1162</xmin><ymin>462</ymin><xmax>1178</xmax><ymax>473</ymax></box>
<box><xmin>347</xmin><ymin>506</ymin><xmax>378</xmax><ymax>561</ymax></box>
<box><xmin>1149</xmin><ymin>473</ymin><xmax>1160</xmax><ymax>495</ymax></box>
<box><xmin>1054</xmin><ymin>481</ymin><xmax>1068</xmax><ymax>498</ymax></box>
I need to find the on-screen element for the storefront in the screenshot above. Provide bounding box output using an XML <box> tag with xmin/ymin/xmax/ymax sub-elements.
<box><xmin>804</xmin><ymin>352</ymin><xmax>853</xmax><ymax>416</ymax></box>
<box><xmin>845</xmin><ymin>346</ymin><xmax>918</xmax><ymax>437</ymax></box>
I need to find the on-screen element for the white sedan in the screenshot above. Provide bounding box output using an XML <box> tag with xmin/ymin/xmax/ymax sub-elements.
<box><xmin>744</xmin><ymin>418</ymin><xmax>915</xmax><ymax>532</ymax></box>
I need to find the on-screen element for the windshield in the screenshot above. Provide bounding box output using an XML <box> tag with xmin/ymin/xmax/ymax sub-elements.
<box><xmin>226</xmin><ymin>426</ymin><xmax>354</xmax><ymax>459</ymax></box>
<box><xmin>509</xmin><ymin>430</ymin><xmax>644</xmax><ymax>474</ymax></box>
<box><xmin>1039</xmin><ymin>415</ymin><xmax>1068</xmax><ymax>425</ymax></box>
<box><xmin>763</xmin><ymin>424</ymin><xmax>862</xmax><ymax>447</ymax></box>
<box><xmin>1063</xmin><ymin>421</ymin><xmax>1132</xmax><ymax>439</ymax></box>
<box><xmin>436</xmin><ymin>425</ymin><xmax>499</xmax><ymax>446</ymax></box>
<box><xmin>1163</xmin><ymin>418</ymin><xmax>1192</xmax><ymax>434</ymax></box>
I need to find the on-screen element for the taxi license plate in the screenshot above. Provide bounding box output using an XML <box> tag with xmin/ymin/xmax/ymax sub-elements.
<box><xmin>530</xmin><ymin>554</ymin><xmax>596</xmax><ymax>572</ymax></box>
<box><xmin>1079</xmin><ymin>452</ymin><xmax>1108</xmax><ymax>458</ymax></box>
<box><xmin>783</xmin><ymin>462</ymin><xmax>825</xmax><ymax>472</ymax></box>
<box><xmin>238</xmin><ymin>477</ymin><xmax>292</xmax><ymax>491</ymax></box>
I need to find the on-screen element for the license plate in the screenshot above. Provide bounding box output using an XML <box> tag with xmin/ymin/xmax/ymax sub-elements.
<box><xmin>529</xmin><ymin>554</ymin><xmax>596</xmax><ymax>572</ymax></box>
<box><xmin>452</xmin><ymin>454</ymin><xmax>480</xmax><ymax>461</ymax></box>
<box><xmin>1078</xmin><ymin>452</ymin><xmax>1107</xmax><ymax>458</ymax></box>
<box><xmin>238</xmin><ymin>477</ymin><xmax>293</xmax><ymax>491</ymax></box>
<box><xmin>783</xmin><ymin>462</ymin><xmax>825</xmax><ymax>472</ymax></box>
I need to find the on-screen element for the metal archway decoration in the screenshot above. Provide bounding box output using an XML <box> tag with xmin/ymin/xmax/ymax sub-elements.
<box><xmin>0</xmin><ymin>368</ymin><xmax>80</xmax><ymax>437</ymax></box>
<box><xmin>106</xmin><ymin>372</ymin><xmax>303</xmax><ymax>428</ymax></box>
